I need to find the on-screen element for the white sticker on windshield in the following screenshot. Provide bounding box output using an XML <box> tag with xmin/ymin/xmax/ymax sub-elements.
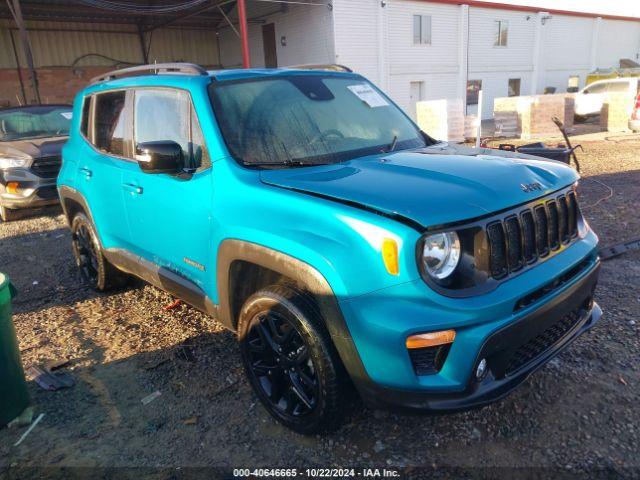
<box><xmin>347</xmin><ymin>84</ymin><xmax>389</xmax><ymax>108</ymax></box>
<box><xmin>60</xmin><ymin>112</ymin><xmax>73</xmax><ymax>119</ymax></box>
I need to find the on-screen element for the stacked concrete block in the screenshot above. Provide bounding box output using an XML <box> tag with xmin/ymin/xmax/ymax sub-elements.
<box><xmin>416</xmin><ymin>98</ymin><xmax>465</xmax><ymax>143</ymax></box>
<box><xmin>600</xmin><ymin>92</ymin><xmax>635</xmax><ymax>132</ymax></box>
<box><xmin>493</xmin><ymin>94</ymin><xmax>575</xmax><ymax>139</ymax></box>
<box><xmin>464</xmin><ymin>115</ymin><xmax>479</xmax><ymax>140</ymax></box>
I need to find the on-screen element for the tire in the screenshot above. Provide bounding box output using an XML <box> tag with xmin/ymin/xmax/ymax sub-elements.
<box><xmin>0</xmin><ymin>205</ymin><xmax>20</xmax><ymax>222</ymax></box>
<box><xmin>70</xmin><ymin>213</ymin><xmax>128</xmax><ymax>291</ymax></box>
<box><xmin>238</xmin><ymin>285</ymin><xmax>350</xmax><ymax>434</ymax></box>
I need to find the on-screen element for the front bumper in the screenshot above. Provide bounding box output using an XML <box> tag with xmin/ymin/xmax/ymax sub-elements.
<box><xmin>0</xmin><ymin>168</ymin><xmax>59</xmax><ymax>209</ymax></box>
<box><xmin>336</xmin><ymin>232</ymin><xmax>601</xmax><ymax>411</ymax></box>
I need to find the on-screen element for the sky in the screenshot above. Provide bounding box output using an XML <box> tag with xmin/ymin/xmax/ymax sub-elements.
<box><xmin>474</xmin><ymin>0</ymin><xmax>640</xmax><ymax>18</ymax></box>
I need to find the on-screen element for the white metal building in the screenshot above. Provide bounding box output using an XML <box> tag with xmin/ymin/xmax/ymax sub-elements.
<box><xmin>217</xmin><ymin>0</ymin><xmax>640</xmax><ymax>119</ymax></box>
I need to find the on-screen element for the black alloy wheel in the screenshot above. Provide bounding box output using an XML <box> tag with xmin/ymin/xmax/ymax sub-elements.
<box><xmin>70</xmin><ymin>213</ymin><xmax>128</xmax><ymax>291</ymax></box>
<box><xmin>238</xmin><ymin>285</ymin><xmax>350</xmax><ymax>434</ymax></box>
<box><xmin>73</xmin><ymin>222</ymin><xmax>100</xmax><ymax>286</ymax></box>
<box><xmin>245</xmin><ymin>309</ymin><xmax>320</xmax><ymax>417</ymax></box>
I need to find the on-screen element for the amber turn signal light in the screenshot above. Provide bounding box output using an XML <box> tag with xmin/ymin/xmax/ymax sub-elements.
<box><xmin>406</xmin><ymin>330</ymin><xmax>456</xmax><ymax>349</ymax></box>
<box><xmin>381</xmin><ymin>238</ymin><xmax>399</xmax><ymax>276</ymax></box>
<box><xmin>6</xmin><ymin>182</ymin><xmax>19</xmax><ymax>194</ymax></box>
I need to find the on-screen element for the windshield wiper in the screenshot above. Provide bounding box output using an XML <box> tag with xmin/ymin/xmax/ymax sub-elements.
<box><xmin>383</xmin><ymin>135</ymin><xmax>398</xmax><ymax>153</ymax></box>
<box><xmin>244</xmin><ymin>160</ymin><xmax>331</xmax><ymax>168</ymax></box>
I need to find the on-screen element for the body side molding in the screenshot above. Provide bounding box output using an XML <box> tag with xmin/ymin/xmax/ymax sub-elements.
<box><xmin>103</xmin><ymin>248</ymin><xmax>218</xmax><ymax>318</ymax></box>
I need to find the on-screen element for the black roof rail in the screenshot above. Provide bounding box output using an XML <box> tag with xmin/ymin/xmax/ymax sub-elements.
<box><xmin>90</xmin><ymin>62</ymin><xmax>208</xmax><ymax>85</ymax></box>
<box><xmin>284</xmin><ymin>64</ymin><xmax>353</xmax><ymax>73</ymax></box>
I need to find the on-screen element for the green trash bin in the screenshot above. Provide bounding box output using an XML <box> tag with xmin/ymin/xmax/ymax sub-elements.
<box><xmin>0</xmin><ymin>272</ymin><xmax>30</xmax><ymax>427</ymax></box>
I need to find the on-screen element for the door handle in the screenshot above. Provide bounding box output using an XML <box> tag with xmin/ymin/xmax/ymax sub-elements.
<box><xmin>122</xmin><ymin>183</ymin><xmax>143</xmax><ymax>195</ymax></box>
<box><xmin>80</xmin><ymin>167</ymin><xmax>92</xmax><ymax>178</ymax></box>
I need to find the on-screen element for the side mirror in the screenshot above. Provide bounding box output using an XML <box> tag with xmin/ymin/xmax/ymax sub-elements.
<box><xmin>135</xmin><ymin>141</ymin><xmax>184</xmax><ymax>174</ymax></box>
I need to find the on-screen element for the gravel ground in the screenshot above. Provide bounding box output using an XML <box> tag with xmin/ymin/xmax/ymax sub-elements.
<box><xmin>0</xmin><ymin>135</ymin><xmax>639</xmax><ymax>477</ymax></box>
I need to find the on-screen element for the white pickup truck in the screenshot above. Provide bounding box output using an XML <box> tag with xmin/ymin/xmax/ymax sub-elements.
<box><xmin>574</xmin><ymin>77</ymin><xmax>639</xmax><ymax>121</ymax></box>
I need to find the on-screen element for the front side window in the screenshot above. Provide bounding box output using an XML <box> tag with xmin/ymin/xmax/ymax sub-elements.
<box><xmin>134</xmin><ymin>89</ymin><xmax>190</xmax><ymax>159</ymax></box>
<box><xmin>494</xmin><ymin>20</ymin><xmax>508</xmax><ymax>47</ymax></box>
<box><xmin>210</xmin><ymin>75</ymin><xmax>429</xmax><ymax>167</ymax></box>
<box><xmin>413</xmin><ymin>15</ymin><xmax>431</xmax><ymax>45</ymax></box>
<box><xmin>134</xmin><ymin>89</ymin><xmax>208</xmax><ymax>171</ymax></box>
<box><xmin>584</xmin><ymin>83</ymin><xmax>606</xmax><ymax>94</ymax></box>
<box><xmin>0</xmin><ymin>105</ymin><xmax>72</xmax><ymax>142</ymax></box>
<box><xmin>94</xmin><ymin>91</ymin><xmax>127</xmax><ymax>156</ymax></box>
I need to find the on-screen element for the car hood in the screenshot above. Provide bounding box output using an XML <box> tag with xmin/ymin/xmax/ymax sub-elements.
<box><xmin>0</xmin><ymin>137</ymin><xmax>67</xmax><ymax>160</ymax></box>
<box><xmin>259</xmin><ymin>143</ymin><xmax>579</xmax><ymax>229</ymax></box>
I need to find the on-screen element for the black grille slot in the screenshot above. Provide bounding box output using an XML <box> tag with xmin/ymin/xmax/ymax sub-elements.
<box><xmin>408</xmin><ymin>344</ymin><xmax>451</xmax><ymax>376</ymax></box>
<box><xmin>505</xmin><ymin>307</ymin><xmax>585</xmax><ymax>376</ymax></box>
<box><xmin>521</xmin><ymin>210</ymin><xmax>536</xmax><ymax>263</ymax></box>
<box><xmin>567</xmin><ymin>191</ymin><xmax>578</xmax><ymax>237</ymax></box>
<box><xmin>557</xmin><ymin>195</ymin><xmax>570</xmax><ymax>243</ymax></box>
<box><xmin>547</xmin><ymin>200</ymin><xmax>560</xmax><ymax>250</ymax></box>
<box><xmin>31</xmin><ymin>155</ymin><xmax>62</xmax><ymax>178</ymax></box>
<box><xmin>533</xmin><ymin>205</ymin><xmax>549</xmax><ymax>257</ymax></box>
<box><xmin>514</xmin><ymin>258</ymin><xmax>592</xmax><ymax>311</ymax></box>
<box><xmin>484</xmin><ymin>190</ymin><xmax>581</xmax><ymax>282</ymax></box>
<box><xmin>504</xmin><ymin>216</ymin><xmax>523</xmax><ymax>271</ymax></box>
<box><xmin>487</xmin><ymin>222</ymin><xmax>508</xmax><ymax>279</ymax></box>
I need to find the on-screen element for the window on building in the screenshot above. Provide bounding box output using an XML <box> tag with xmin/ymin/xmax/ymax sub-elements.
<box><xmin>413</xmin><ymin>15</ymin><xmax>431</xmax><ymax>44</ymax></box>
<box><xmin>80</xmin><ymin>96</ymin><xmax>91</xmax><ymax>139</ymax></box>
<box><xmin>466</xmin><ymin>80</ymin><xmax>482</xmax><ymax>106</ymax></box>
<box><xmin>494</xmin><ymin>20</ymin><xmax>508</xmax><ymax>47</ymax></box>
<box><xmin>409</xmin><ymin>81</ymin><xmax>424</xmax><ymax>120</ymax></box>
<box><xmin>94</xmin><ymin>91</ymin><xmax>127</xmax><ymax>157</ymax></box>
<box><xmin>508</xmin><ymin>78</ymin><xmax>521</xmax><ymax>97</ymax></box>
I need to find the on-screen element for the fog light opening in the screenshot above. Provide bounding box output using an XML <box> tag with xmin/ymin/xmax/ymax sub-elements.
<box><xmin>475</xmin><ymin>358</ymin><xmax>488</xmax><ymax>380</ymax></box>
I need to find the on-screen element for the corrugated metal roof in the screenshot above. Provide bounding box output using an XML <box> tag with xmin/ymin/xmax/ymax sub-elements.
<box><xmin>0</xmin><ymin>19</ymin><xmax>219</xmax><ymax>69</ymax></box>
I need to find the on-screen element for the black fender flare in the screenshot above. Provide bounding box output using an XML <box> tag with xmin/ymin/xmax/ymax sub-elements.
<box><xmin>216</xmin><ymin>239</ymin><xmax>370</xmax><ymax>387</ymax></box>
<box><xmin>58</xmin><ymin>186</ymin><xmax>97</xmax><ymax>231</ymax></box>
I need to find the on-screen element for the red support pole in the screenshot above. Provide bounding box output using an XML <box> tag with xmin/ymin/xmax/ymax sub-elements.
<box><xmin>237</xmin><ymin>0</ymin><xmax>250</xmax><ymax>68</ymax></box>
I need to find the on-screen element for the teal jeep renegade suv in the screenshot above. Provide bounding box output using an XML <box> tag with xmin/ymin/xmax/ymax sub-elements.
<box><xmin>58</xmin><ymin>63</ymin><xmax>601</xmax><ymax>433</ymax></box>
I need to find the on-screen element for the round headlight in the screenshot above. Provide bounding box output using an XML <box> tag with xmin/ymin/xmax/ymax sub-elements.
<box><xmin>421</xmin><ymin>231</ymin><xmax>461</xmax><ymax>280</ymax></box>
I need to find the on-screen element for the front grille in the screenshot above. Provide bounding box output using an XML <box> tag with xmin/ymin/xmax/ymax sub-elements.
<box><xmin>31</xmin><ymin>155</ymin><xmax>62</xmax><ymax>178</ymax></box>
<box><xmin>487</xmin><ymin>191</ymin><xmax>579</xmax><ymax>280</ymax></box>
<box><xmin>505</xmin><ymin>306</ymin><xmax>585</xmax><ymax>376</ymax></box>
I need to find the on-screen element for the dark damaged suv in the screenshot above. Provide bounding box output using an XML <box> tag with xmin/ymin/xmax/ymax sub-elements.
<box><xmin>0</xmin><ymin>104</ymin><xmax>72</xmax><ymax>222</ymax></box>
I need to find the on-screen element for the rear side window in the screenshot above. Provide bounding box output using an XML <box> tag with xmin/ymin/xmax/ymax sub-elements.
<box><xmin>80</xmin><ymin>96</ymin><xmax>91</xmax><ymax>138</ymax></box>
<box><xmin>94</xmin><ymin>91</ymin><xmax>127</xmax><ymax>156</ymax></box>
<box><xmin>607</xmin><ymin>82</ymin><xmax>630</xmax><ymax>93</ymax></box>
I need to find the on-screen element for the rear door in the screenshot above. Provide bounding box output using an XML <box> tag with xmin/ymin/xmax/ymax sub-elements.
<box><xmin>77</xmin><ymin>90</ymin><xmax>131</xmax><ymax>249</ymax></box>
<box><xmin>120</xmin><ymin>87</ymin><xmax>213</xmax><ymax>288</ymax></box>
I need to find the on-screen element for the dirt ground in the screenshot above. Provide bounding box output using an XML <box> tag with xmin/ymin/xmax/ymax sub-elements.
<box><xmin>0</xmin><ymin>134</ymin><xmax>639</xmax><ymax>477</ymax></box>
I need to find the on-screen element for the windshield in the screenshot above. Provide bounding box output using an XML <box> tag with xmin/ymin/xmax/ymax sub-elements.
<box><xmin>0</xmin><ymin>105</ymin><xmax>72</xmax><ymax>142</ymax></box>
<box><xmin>210</xmin><ymin>75</ymin><xmax>429</xmax><ymax>167</ymax></box>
